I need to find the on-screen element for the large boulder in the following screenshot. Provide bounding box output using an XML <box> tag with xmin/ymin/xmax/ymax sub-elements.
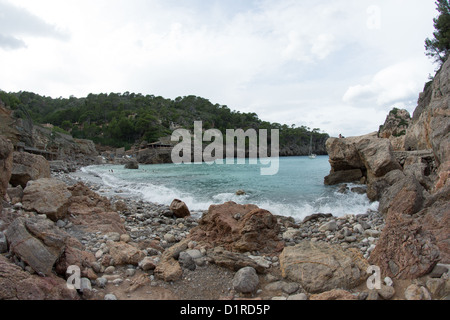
<box><xmin>415</xmin><ymin>184</ymin><xmax>450</xmax><ymax>264</ymax></box>
<box><xmin>232</xmin><ymin>267</ymin><xmax>259</xmax><ymax>294</ymax></box>
<box><xmin>22</xmin><ymin>178</ymin><xmax>72</xmax><ymax>222</ymax></box>
<box><xmin>368</xmin><ymin>210</ymin><xmax>440</xmax><ymax>279</ymax></box>
<box><xmin>107</xmin><ymin>241</ymin><xmax>146</xmax><ymax>266</ymax></box>
<box><xmin>364</xmin><ymin>169</ymin><xmax>444</xmax><ymax>279</ymax></box>
<box><xmin>279</xmin><ymin>241</ymin><xmax>369</xmax><ymax>294</ymax></box>
<box><xmin>378</xmin><ymin>173</ymin><xmax>425</xmax><ymax>216</ymax></box>
<box><xmin>6</xmin><ymin>185</ymin><xmax>23</xmax><ymax>205</ymax></box>
<box><xmin>154</xmin><ymin>240</ymin><xmax>187</xmax><ymax>282</ymax></box>
<box><xmin>5</xmin><ymin>217</ymin><xmax>69</xmax><ymax>276</ymax></box>
<box><xmin>207</xmin><ymin>247</ymin><xmax>270</xmax><ymax>274</ymax></box>
<box><xmin>324</xmin><ymin>133</ymin><xmax>401</xmax><ymax>187</ymax></box>
<box><xmin>189</xmin><ymin>202</ymin><xmax>283</xmax><ymax>254</ymax></box>
<box><xmin>67</xmin><ymin>182</ymin><xmax>126</xmax><ymax>235</ymax></box>
<box><xmin>356</xmin><ymin>137</ymin><xmax>402</xmax><ymax>180</ymax></box>
<box><xmin>54</xmin><ymin>237</ymin><xmax>97</xmax><ymax>278</ymax></box>
<box><xmin>0</xmin><ymin>136</ymin><xmax>13</xmax><ymax>211</ymax></box>
<box><xmin>0</xmin><ymin>255</ymin><xmax>78</xmax><ymax>300</ymax></box>
<box><xmin>325</xmin><ymin>135</ymin><xmax>366</xmax><ymax>172</ymax></box>
<box><xmin>324</xmin><ymin>169</ymin><xmax>363</xmax><ymax>185</ymax></box>
<box><xmin>10</xmin><ymin>152</ymin><xmax>51</xmax><ymax>188</ymax></box>
<box><xmin>169</xmin><ymin>199</ymin><xmax>191</xmax><ymax>218</ymax></box>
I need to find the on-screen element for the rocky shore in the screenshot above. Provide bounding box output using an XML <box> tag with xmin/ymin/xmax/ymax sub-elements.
<box><xmin>0</xmin><ymin>154</ymin><xmax>448</xmax><ymax>300</ymax></box>
<box><xmin>0</xmin><ymin>57</ymin><xmax>449</xmax><ymax>302</ymax></box>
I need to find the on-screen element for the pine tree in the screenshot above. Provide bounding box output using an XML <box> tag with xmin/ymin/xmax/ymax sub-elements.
<box><xmin>425</xmin><ymin>0</ymin><xmax>450</xmax><ymax>64</ymax></box>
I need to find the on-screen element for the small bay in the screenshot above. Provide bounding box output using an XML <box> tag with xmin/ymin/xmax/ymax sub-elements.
<box><xmin>76</xmin><ymin>156</ymin><xmax>378</xmax><ymax>221</ymax></box>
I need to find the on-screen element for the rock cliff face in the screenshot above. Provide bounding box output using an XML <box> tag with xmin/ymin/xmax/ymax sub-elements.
<box><xmin>405</xmin><ymin>63</ymin><xmax>450</xmax><ymax>169</ymax></box>
<box><xmin>0</xmin><ymin>104</ymin><xmax>21</xmax><ymax>145</ymax></box>
<box><xmin>0</xmin><ymin>104</ymin><xmax>100</xmax><ymax>166</ymax></box>
<box><xmin>324</xmin><ymin>132</ymin><xmax>402</xmax><ymax>200</ymax></box>
<box><xmin>10</xmin><ymin>152</ymin><xmax>51</xmax><ymax>188</ymax></box>
<box><xmin>325</xmin><ymin>57</ymin><xmax>450</xmax><ymax>275</ymax></box>
<box><xmin>378</xmin><ymin>108</ymin><xmax>411</xmax><ymax>151</ymax></box>
<box><xmin>0</xmin><ymin>137</ymin><xmax>13</xmax><ymax>212</ymax></box>
<box><xmin>32</xmin><ymin>125</ymin><xmax>100</xmax><ymax>166</ymax></box>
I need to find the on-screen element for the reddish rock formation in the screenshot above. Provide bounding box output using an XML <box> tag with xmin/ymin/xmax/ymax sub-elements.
<box><xmin>67</xmin><ymin>182</ymin><xmax>126</xmax><ymax>235</ymax></box>
<box><xmin>368</xmin><ymin>210</ymin><xmax>440</xmax><ymax>279</ymax></box>
<box><xmin>154</xmin><ymin>240</ymin><xmax>188</xmax><ymax>282</ymax></box>
<box><xmin>5</xmin><ymin>217</ymin><xmax>68</xmax><ymax>276</ymax></box>
<box><xmin>107</xmin><ymin>241</ymin><xmax>146</xmax><ymax>266</ymax></box>
<box><xmin>22</xmin><ymin>178</ymin><xmax>72</xmax><ymax>221</ymax></box>
<box><xmin>189</xmin><ymin>202</ymin><xmax>283</xmax><ymax>254</ymax></box>
<box><xmin>54</xmin><ymin>237</ymin><xmax>96</xmax><ymax>279</ymax></box>
<box><xmin>378</xmin><ymin>174</ymin><xmax>424</xmax><ymax>216</ymax></box>
<box><xmin>0</xmin><ymin>255</ymin><xmax>78</xmax><ymax>300</ymax></box>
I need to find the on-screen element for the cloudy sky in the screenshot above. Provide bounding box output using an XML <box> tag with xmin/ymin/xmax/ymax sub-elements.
<box><xmin>0</xmin><ymin>0</ymin><xmax>438</xmax><ymax>137</ymax></box>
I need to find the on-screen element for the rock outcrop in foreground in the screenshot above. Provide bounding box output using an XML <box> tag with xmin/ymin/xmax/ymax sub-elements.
<box><xmin>279</xmin><ymin>241</ymin><xmax>368</xmax><ymax>293</ymax></box>
<box><xmin>324</xmin><ymin>133</ymin><xmax>402</xmax><ymax>196</ymax></box>
<box><xmin>189</xmin><ymin>202</ymin><xmax>283</xmax><ymax>254</ymax></box>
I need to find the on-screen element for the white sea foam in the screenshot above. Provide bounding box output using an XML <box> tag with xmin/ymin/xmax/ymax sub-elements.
<box><xmin>236</xmin><ymin>191</ymin><xmax>379</xmax><ymax>221</ymax></box>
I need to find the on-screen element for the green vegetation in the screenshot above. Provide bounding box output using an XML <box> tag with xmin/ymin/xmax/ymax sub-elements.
<box><xmin>51</xmin><ymin>126</ymin><xmax>71</xmax><ymax>135</ymax></box>
<box><xmin>390</xmin><ymin>108</ymin><xmax>399</xmax><ymax>116</ymax></box>
<box><xmin>398</xmin><ymin>119</ymin><xmax>409</xmax><ymax>127</ymax></box>
<box><xmin>425</xmin><ymin>0</ymin><xmax>450</xmax><ymax>65</ymax></box>
<box><xmin>393</xmin><ymin>130</ymin><xmax>407</xmax><ymax>138</ymax></box>
<box><xmin>0</xmin><ymin>90</ymin><xmax>328</xmax><ymax>151</ymax></box>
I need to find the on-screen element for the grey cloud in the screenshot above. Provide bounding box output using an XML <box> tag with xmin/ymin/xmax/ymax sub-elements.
<box><xmin>0</xmin><ymin>34</ymin><xmax>26</xmax><ymax>49</ymax></box>
<box><xmin>0</xmin><ymin>0</ymin><xmax>69</xmax><ymax>49</ymax></box>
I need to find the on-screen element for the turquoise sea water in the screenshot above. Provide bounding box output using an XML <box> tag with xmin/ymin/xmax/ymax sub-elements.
<box><xmin>80</xmin><ymin>156</ymin><xmax>378</xmax><ymax>221</ymax></box>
